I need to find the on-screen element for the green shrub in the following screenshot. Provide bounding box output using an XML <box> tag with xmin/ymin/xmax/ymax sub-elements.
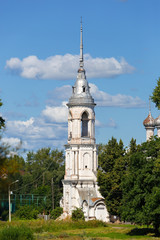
<box><xmin>50</xmin><ymin>207</ymin><xmax>63</xmax><ymax>220</ymax></box>
<box><xmin>0</xmin><ymin>225</ymin><xmax>34</xmax><ymax>240</ymax></box>
<box><xmin>1</xmin><ymin>210</ymin><xmax>8</xmax><ymax>221</ymax></box>
<box><xmin>15</xmin><ymin>205</ymin><xmax>39</xmax><ymax>220</ymax></box>
<box><xmin>72</xmin><ymin>208</ymin><xmax>85</xmax><ymax>221</ymax></box>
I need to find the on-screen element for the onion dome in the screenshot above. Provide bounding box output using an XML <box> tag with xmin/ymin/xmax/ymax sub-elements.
<box><xmin>154</xmin><ymin>115</ymin><xmax>160</xmax><ymax>127</ymax></box>
<box><xmin>143</xmin><ymin>112</ymin><xmax>155</xmax><ymax>128</ymax></box>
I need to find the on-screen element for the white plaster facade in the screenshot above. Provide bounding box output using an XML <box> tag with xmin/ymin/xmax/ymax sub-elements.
<box><xmin>60</xmin><ymin>23</ymin><xmax>109</xmax><ymax>222</ymax></box>
<box><xmin>145</xmin><ymin>127</ymin><xmax>155</xmax><ymax>141</ymax></box>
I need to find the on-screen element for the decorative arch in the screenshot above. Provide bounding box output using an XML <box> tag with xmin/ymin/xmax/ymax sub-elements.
<box><xmin>81</xmin><ymin>111</ymin><xmax>89</xmax><ymax>137</ymax></box>
<box><xmin>95</xmin><ymin>202</ymin><xmax>106</xmax><ymax>208</ymax></box>
<box><xmin>82</xmin><ymin>200</ymin><xmax>88</xmax><ymax>208</ymax></box>
<box><xmin>82</xmin><ymin>200</ymin><xmax>88</xmax><ymax>218</ymax></box>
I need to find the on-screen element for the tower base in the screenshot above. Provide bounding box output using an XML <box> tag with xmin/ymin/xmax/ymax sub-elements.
<box><xmin>60</xmin><ymin>179</ymin><xmax>109</xmax><ymax>222</ymax></box>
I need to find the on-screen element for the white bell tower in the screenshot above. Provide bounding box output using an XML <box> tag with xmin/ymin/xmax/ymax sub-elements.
<box><xmin>61</xmin><ymin>21</ymin><xmax>109</xmax><ymax>222</ymax></box>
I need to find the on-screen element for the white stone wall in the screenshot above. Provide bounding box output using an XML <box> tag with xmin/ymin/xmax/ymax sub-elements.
<box><xmin>146</xmin><ymin>127</ymin><xmax>154</xmax><ymax>141</ymax></box>
<box><xmin>64</xmin><ymin>144</ymin><xmax>97</xmax><ymax>181</ymax></box>
<box><xmin>157</xmin><ymin>127</ymin><xmax>160</xmax><ymax>138</ymax></box>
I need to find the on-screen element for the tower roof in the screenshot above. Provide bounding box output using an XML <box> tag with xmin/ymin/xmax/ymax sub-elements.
<box><xmin>143</xmin><ymin>112</ymin><xmax>155</xmax><ymax>128</ymax></box>
<box><xmin>68</xmin><ymin>20</ymin><xmax>95</xmax><ymax>107</ymax></box>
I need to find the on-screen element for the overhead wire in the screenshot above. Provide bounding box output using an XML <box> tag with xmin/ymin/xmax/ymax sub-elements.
<box><xmin>13</xmin><ymin>159</ymin><xmax>63</xmax><ymax>192</ymax></box>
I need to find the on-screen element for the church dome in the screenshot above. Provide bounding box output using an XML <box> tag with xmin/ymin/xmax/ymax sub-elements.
<box><xmin>68</xmin><ymin>68</ymin><xmax>95</xmax><ymax>106</ymax></box>
<box><xmin>154</xmin><ymin>115</ymin><xmax>160</xmax><ymax>127</ymax></box>
<box><xmin>143</xmin><ymin>112</ymin><xmax>155</xmax><ymax>127</ymax></box>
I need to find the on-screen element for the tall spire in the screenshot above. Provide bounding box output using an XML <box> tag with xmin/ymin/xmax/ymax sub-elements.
<box><xmin>149</xmin><ymin>96</ymin><xmax>151</xmax><ymax>113</ymax></box>
<box><xmin>68</xmin><ymin>19</ymin><xmax>95</xmax><ymax>107</ymax></box>
<box><xmin>79</xmin><ymin>17</ymin><xmax>84</xmax><ymax>69</ymax></box>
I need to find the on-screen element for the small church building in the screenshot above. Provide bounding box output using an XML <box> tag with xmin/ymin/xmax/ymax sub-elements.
<box><xmin>60</xmin><ymin>23</ymin><xmax>109</xmax><ymax>222</ymax></box>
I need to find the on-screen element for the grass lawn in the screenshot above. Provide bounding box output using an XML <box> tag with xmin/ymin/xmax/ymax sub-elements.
<box><xmin>0</xmin><ymin>220</ymin><xmax>159</xmax><ymax>240</ymax></box>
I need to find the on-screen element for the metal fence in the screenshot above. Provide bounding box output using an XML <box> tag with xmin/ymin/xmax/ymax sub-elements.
<box><xmin>0</xmin><ymin>194</ymin><xmax>47</xmax><ymax>213</ymax></box>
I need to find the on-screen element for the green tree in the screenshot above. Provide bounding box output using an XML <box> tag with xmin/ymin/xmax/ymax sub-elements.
<box><xmin>0</xmin><ymin>98</ymin><xmax>23</xmax><ymax>193</ymax></box>
<box><xmin>0</xmin><ymin>99</ymin><xmax>5</xmax><ymax>131</ymax></box>
<box><xmin>151</xmin><ymin>77</ymin><xmax>160</xmax><ymax>109</ymax></box>
<box><xmin>129</xmin><ymin>138</ymin><xmax>138</xmax><ymax>154</ymax></box>
<box><xmin>15</xmin><ymin>147</ymin><xmax>65</xmax><ymax>212</ymax></box>
<box><xmin>0</xmin><ymin>155</ymin><xmax>24</xmax><ymax>194</ymax></box>
<box><xmin>0</xmin><ymin>98</ymin><xmax>6</xmax><ymax>175</ymax></box>
<box><xmin>0</xmin><ymin>99</ymin><xmax>25</xmax><ymax>218</ymax></box>
<box><xmin>97</xmin><ymin>137</ymin><xmax>126</xmax><ymax>216</ymax></box>
<box><xmin>120</xmin><ymin>137</ymin><xmax>160</xmax><ymax>235</ymax></box>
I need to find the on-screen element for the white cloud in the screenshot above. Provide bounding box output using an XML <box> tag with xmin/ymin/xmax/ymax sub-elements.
<box><xmin>7</xmin><ymin>118</ymin><xmax>54</xmax><ymax>139</ymax></box>
<box><xmin>48</xmin><ymin>85</ymin><xmax>71</xmax><ymax>101</ymax></box>
<box><xmin>6</xmin><ymin>54</ymin><xmax>134</xmax><ymax>80</ymax></box>
<box><xmin>46</xmin><ymin>86</ymin><xmax>72</xmax><ymax>106</ymax></box>
<box><xmin>4</xmin><ymin>116</ymin><xmax>67</xmax><ymax>151</ymax></box>
<box><xmin>2</xmin><ymin>137</ymin><xmax>22</xmax><ymax>148</ymax></box>
<box><xmin>89</xmin><ymin>83</ymin><xmax>145</xmax><ymax>108</ymax></box>
<box><xmin>42</xmin><ymin>102</ymin><xmax>68</xmax><ymax>123</ymax></box>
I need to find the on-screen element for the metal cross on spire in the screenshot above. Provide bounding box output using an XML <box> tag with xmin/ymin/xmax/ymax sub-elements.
<box><xmin>79</xmin><ymin>17</ymin><xmax>84</xmax><ymax>69</ymax></box>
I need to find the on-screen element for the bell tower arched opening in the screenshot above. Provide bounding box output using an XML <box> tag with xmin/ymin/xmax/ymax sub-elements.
<box><xmin>81</xmin><ymin>111</ymin><xmax>89</xmax><ymax>137</ymax></box>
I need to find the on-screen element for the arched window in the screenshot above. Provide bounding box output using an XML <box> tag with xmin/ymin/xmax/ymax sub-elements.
<box><xmin>81</xmin><ymin>112</ymin><xmax>89</xmax><ymax>137</ymax></box>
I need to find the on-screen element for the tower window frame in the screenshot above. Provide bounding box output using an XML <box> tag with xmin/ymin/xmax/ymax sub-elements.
<box><xmin>81</xmin><ymin>111</ymin><xmax>89</xmax><ymax>137</ymax></box>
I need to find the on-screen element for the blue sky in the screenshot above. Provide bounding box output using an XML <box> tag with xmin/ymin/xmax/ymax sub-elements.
<box><xmin>1</xmin><ymin>0</ymin><xmax>160</xmax><ymax>153</ymax></box>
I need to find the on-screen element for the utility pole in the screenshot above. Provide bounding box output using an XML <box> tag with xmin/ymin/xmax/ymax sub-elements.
<box><xmin>8</xmin><ymin>180</ymin><xmax>19</xmax><ymax>222</ymax></box>
<box><xmin>8</xmin><ymin>185</ymin><xmax>11</xmax><ymax>222</ymax></box>
<box><xmin>51</xmin><ymin>177</ymin><xmax>54</xmax><ymax>210</ymax></box>
<box><xmin>87</xmin><ymin>188</ymin><xmax>90</xmax><ymax>221</ymax></box>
